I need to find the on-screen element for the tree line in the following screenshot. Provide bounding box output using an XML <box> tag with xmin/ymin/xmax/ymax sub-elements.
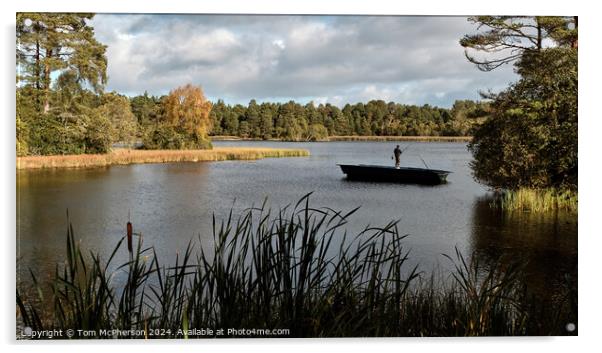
<box><xmin>138</xmin><ymin>96</ymin><xmax>488</xmax><ymax>141</ymax></box>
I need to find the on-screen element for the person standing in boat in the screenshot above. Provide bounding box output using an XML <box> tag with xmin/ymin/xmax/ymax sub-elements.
<box><xmin>393</xmin><ymin>145</ymin><xmax>402</xmax><ymax>168</ymax></box>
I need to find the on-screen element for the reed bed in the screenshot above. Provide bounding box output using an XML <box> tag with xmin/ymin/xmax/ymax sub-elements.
<box><xmin>16</xmin><ymin>147</ymin><xmax>310</xmax><ymax>170</ymax></box>
<box><xmin>495</xmin><ymin>188</ymin><xmax>578</xmax><ymax>213</ymax></box>
<box><xmin>16</xmin><ymin>195</ymin><xmax>576</xmax><ymax>338</ymax></box>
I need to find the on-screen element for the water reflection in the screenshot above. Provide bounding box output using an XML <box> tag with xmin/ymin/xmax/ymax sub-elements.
<box><xmin>17</xmin><ymin>163</ymin><xmax>216</xmax><ymax>280</ymax></box>
<box><xmin>469</xmin><ymin>195</ymin><xmax>577</xmax><ymax>300</ymax></box>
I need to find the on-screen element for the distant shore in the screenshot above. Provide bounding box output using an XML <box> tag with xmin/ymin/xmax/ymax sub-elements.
<box><xmin>17</xmin><ymin>147</ymin><xmax>310</xmax><ymax>170</ymax></box>
<box><xmin>211</xmin><ymin>135</ymin><xmax>472</xmax><ymax>142</ymax></box>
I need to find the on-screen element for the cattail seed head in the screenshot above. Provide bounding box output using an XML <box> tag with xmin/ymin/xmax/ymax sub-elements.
<box><xmin>127</xmin><ymin>221</ymin><xmax>133</xmax><ymax>253</ymax></box>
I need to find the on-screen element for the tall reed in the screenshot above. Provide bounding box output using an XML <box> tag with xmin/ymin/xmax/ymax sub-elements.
<box><xmin>495</xmin><ymin>188</ymin><xmax>577</xmax><ymax>213</ymax></box>
<box><xmin>16</xmin><ymin>195</ymin><xmax>576</xmax><ymax>338</ymax></box>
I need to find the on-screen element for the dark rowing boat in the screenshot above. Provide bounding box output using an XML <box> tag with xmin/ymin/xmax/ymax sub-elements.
<box><xmin>338</xmin><ymin>164</ymin><xmax>451</xmax><ymax>185</ymax></box>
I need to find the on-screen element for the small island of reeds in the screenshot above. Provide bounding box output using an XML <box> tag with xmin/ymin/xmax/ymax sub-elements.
<box><xmin>16</xmin><ymin>147</ymin><xmax>310</xmax><ymax>170</ymax></box>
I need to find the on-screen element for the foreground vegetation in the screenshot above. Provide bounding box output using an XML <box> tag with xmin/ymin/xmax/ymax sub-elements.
<box><xmin>17</xmin><ymin>196</ymin><xmax>576</xmax><ymax>338</ymax></box>
<box><xmin>16</xmin><ymin>147</ymin><xmax>309</xmax><ymax>170</ymax></box>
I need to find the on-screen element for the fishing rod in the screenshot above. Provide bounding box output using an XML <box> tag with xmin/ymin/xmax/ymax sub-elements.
<box><xmin>418</xmin><ymin>155</ymin><xmax>430</xmax><ymax>170</ymax></box>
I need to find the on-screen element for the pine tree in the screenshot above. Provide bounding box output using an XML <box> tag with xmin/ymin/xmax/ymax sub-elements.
<box><xmin>464</xmin><ymin>16</ymin><xmax>578</xmax><ymax>189</ymax></box>
<box><xmin>16</xmin><ymin>13</ymin><xmax>107</xmax><ymax>113</ymax></box>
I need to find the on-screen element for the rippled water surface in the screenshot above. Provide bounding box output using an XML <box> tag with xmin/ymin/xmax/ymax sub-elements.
<box><xmin>17</xmin><ymin>141</ymin><xmax>577</xmax><ymax>294</ymax></box>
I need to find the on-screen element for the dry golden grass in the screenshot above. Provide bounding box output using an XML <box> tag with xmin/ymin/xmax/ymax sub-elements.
<box><xmin>17</xmin><ymin>147</ymin><xmax>310</xmax><ymax>170</ymax></box>
<box><xmin>210</xmin><ymin>135</ymin><xmax>252</xmax><ymax>141</ymax></box>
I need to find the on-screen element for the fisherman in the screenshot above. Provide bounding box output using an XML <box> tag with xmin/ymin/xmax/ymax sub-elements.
<box><xmin>393</xmin><ymin>145</ymin><xmax>402</xmax><ymax>168</ymax></box>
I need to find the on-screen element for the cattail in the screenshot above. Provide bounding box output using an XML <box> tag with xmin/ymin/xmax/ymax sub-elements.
<box><xmin>127</xmin><ymin>221</ymin><xmax>133</xmax><ymax>253</ymax></box>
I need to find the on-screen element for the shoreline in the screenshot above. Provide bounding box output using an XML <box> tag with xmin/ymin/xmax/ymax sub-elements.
<box><xmin>211</xmin><ymin>135</ymin><xmax>472</xmax><ymax>142</ymax></box>
<box><xmin>17</xmin><ymin>147</ymin><xmax>310</xmax><ymax>170</ymax></box>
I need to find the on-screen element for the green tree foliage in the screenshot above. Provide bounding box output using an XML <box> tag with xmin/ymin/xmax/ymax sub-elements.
<box><xmin>84</xmin><ymin>109</ymin><xmax>113</xmax><ymax>153</ymax></box>
<box><xmin>209</xmin><ymin>99</ymin><xmax>487</xmax><ymax>140</ymax></box>
<box><xmin>465</xmin><ymin>16</ymin><xmax>577</xmax><ymax>190</ymax></box>
<box><xmin>16</xmin><ymin>86</ymin><xmax>38</xmax><ymax>156</ymax></box>
<box><xmin>16</xmin><ymin>116</ymin><xmax>29</xmax><ymax>157</ymax></box>
<box><xmin>96</xmin><ymin>93</ymin><xmax>138</xmax><ymax>145</ymax></box>
<box><xmin>16</xmin><ymin>13</ymin><xmax>114</xmax><ymax>156</ymax></box>
<box><xmin>307</xmin><ymin>124</ymin><xmax>329</xmax><ymax>141</ymax></box>
<box><xmin>142</xmin><ymin>124</ymin><xmax>191</xmax><ymax>150</ymax></box>
<box><xmin>130</xmin><ymin>92</ymin><xmax>163</xmax><ymax>133</ymax></box>
<box><xmin>17</xmin><ymin>13</ymin><xmax>107</xmax><ymax>113</ymax></box>
<box><xmin>18</xmin><ymin>70</ymin><xmax>110</xmax><ymax>155</ymax></box>
<box><xmin>444</xmin><ymin>100</ymin><xmax>489</xmax><ymax>136</ymax></box>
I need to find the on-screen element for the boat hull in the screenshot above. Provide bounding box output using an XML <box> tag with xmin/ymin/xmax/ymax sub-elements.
<box><xmin>338</xmin><ymin>164</ymin><xmax>450</xmax><ymax>185</ymax></box>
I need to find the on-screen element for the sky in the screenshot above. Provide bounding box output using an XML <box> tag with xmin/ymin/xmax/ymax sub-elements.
<box><xmin>91</xmin><ymin>14</ymin><xmax>519</xmax><ymax>108</ymax></box>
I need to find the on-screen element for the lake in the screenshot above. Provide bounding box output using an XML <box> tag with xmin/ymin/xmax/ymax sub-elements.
<box><xmin>17</xmin><ymin>141</ymin><xmax>577</xmax><ymax>298</ymax></box>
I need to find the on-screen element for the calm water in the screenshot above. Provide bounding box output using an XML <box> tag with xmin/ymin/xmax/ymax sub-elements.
<box><xmin>17</xmin><ymin>141</ymin><xmax>577</xmax><ymax>295</ymax></box>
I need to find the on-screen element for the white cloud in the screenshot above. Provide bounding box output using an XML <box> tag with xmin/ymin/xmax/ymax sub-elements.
<box><xmin>92</xmin><ymin>14</ymin><xmax>518</xmax><ymax>107</ymax></box>
<box><xmin>272</xmin><ymin>39</ymin><xmax>286</xmax><ymax>50</ymax></box>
